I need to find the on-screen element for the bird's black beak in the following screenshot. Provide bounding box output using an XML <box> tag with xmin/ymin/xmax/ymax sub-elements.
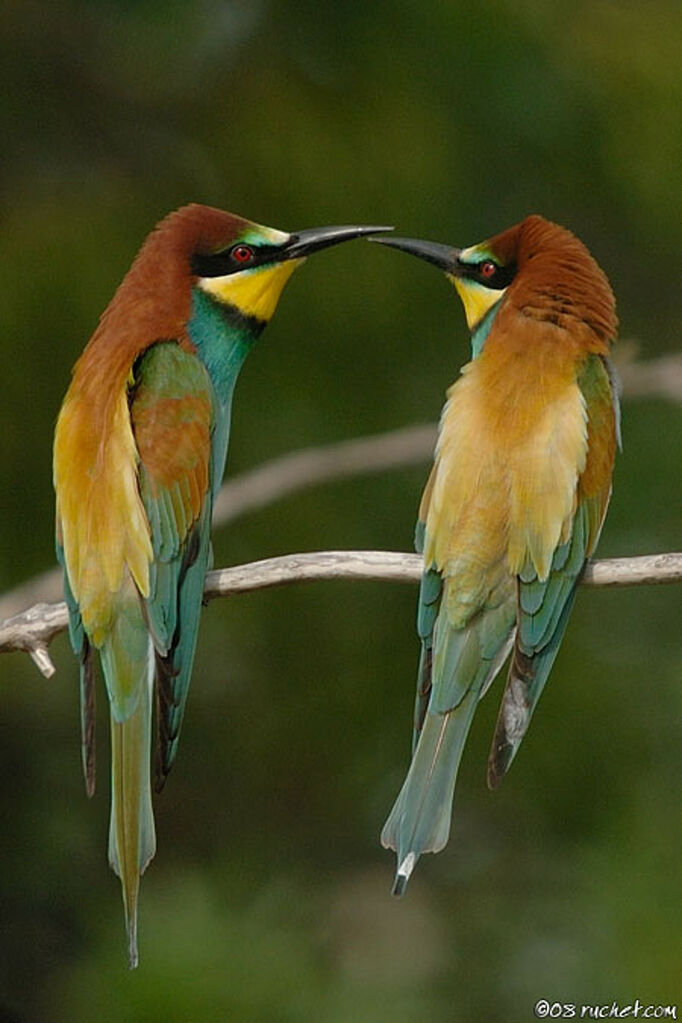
<box><xmin>369</xmin><ymin>235</ymin><xmax>462</xmax><ymax>274</ymax></box>
<box><xmin>282</xmin><ymin>224</ymin><xmax>393</xmax><ymax>260</ymax></box>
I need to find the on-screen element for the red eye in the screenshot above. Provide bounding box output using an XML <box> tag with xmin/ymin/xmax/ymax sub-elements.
<box><xmin>230</xmin><ymin>244</ymin><xmax>254</xmax><ymax>264</ymax></box>
<box><xmin>479</xmin><ymin>260</ymin><xmax>497</xmax><ymax>279</ymax></box>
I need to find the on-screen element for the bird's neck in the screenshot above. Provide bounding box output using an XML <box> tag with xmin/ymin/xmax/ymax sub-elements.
<box><xmin>469</xmin><ymin>300</ymin><xmax>503</xmax><ymax>358</ymax></box>
<box><xmin>188</xmin><ymin>287</ymin><xmax>265</xmax><ymax>406</ymax></box>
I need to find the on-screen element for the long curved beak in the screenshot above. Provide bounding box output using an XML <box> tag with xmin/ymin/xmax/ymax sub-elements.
<box><xmin>369</xmin><ymin>234</ymin><xmax>461</xmax><ymax>273</ymax></box>
<box><xmin>283</xmin><ymin>224</ymin><xmax>393</xmax><ymax>260</ymax></box>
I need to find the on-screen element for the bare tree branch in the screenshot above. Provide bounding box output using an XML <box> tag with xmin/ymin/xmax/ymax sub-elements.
<box><xmin>2</xmin><ymin>550</ymin><xmax>680</xmax><ymax>680</ymax></box>
<box><xmin>0</xmin><ymin>351</ymin><xmax>679</xmax><ymax>623</ymax></box>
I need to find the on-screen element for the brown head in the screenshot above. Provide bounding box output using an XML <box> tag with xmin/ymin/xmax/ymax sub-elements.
<box><xmin>73</xmin><ymin>203</ymin><xmax>392</xmax><ymax>389</ymax></box>
<box><xmin>370</xmin><ymin>214</ymin><xmax>617</xmax><ymax>353</ymax></box>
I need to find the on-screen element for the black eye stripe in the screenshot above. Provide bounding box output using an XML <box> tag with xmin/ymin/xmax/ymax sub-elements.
<box><xmin>457</xmin><ymin>258</ymin><xmax>517</xmax><ymax>290</ymax></box>
<box><xmin>191</xmin><ymin>243</ymin><xmax>280</xmax><ymax>278</ymax></box>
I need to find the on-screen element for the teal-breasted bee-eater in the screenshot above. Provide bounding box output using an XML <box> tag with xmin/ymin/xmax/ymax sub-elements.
<box><xmin>372</xmin><ymin>215</ymin><xmax>619</xmax><ymax>894</ymax></box>
<box><xmin>53</xmin><ymin>204</ymin><xmax>391</xmax><ymax>966</ymax></box>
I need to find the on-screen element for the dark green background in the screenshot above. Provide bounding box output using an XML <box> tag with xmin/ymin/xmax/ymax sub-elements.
<box><xmin>1</xmin><ymin>2</ymin><xmax>680</xmax><ymax>1019</ymax></box>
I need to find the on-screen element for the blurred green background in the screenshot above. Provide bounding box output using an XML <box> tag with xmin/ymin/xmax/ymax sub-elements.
<box><xmin>1</xmin><ymin>1</ymin><xmax>680</xmax><ymax>1019</ymax></box>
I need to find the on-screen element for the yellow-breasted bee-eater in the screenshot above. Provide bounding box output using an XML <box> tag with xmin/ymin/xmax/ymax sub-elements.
<box><xmin>371</xmin><ymin>215</ymin><xmax>619</xmax><ymax>894</ymax></box>
<box><xmin>53</xmin><ymin>204</ymin><xmax>391</xmax><ymax>965</ymax></box>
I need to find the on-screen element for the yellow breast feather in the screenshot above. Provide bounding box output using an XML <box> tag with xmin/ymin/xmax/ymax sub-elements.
<box><xmin>54</xmin><ymin>385</ymin><xmax>152</xmax><ymax>645</ymax></box>
<box><xmin>424</xmin><ymin>323</ymin><xmax>588</xmax><ymax>618</ymax></box>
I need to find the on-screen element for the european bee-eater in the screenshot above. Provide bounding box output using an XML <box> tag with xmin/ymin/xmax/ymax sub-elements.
<box><xmin>53</xmin><ymin>204</ymin><xmax>390</xmax><ymax>966</ymax></box>
<box><xmin>372</xmin><ymin>215</ymin><xmax>619</xmax><ymax>894</ymax></box>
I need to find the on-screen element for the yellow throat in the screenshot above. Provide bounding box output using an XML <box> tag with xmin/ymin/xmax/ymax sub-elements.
<box><xmin>198</xmin><ymin>258</ymin><xmax>304</xmax><ymax>323</ymax></box>
<box><xmin>449</xmin><ymin>275</ymin><xmax>506</xmax><ymax>331</ymax></box>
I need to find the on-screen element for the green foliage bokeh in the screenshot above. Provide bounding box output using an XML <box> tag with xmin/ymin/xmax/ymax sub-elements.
<box><xmin>1</xmin><ymin>1</ymin><xmax>680</xmax><ymax>1019</ymax></box>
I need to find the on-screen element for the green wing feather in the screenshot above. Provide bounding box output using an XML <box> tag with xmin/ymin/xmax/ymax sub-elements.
<box><xmin>412</xmin><ymin>519</ymin><xmax>442</xmax><ymax>750</ymax></box>
<box><xmin>130</xmin><ymin>341</ymin><xmax>216</xmax><ymax>790</ymax></box>
<box><xmin>487</xmin><ymin>354</ymin><xmax>619</xmax><ymax>786</ymax></box>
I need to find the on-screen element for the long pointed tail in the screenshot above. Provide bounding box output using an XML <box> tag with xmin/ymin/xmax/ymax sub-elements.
<box><xmin>108</xmin><ymin>678</ymin><xmax>156</xmax><ymax>968</ymax></box>
<box><xmin>381</xmin><ymin>687</ymin><xmax>479</xmax><ymax>895</ymax></box>
<box><xmin>106</xmin><ymin>648</ymin><xmax>156</xmax><ymax>969</ymax></box>
<box><xmin>383</xmin><ymin>596</ymin><xmax>515</xmax><ymax>894</ymax></box>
